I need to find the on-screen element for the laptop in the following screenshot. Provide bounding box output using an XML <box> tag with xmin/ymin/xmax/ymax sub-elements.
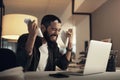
<box><xmin>57</xmin><ymin>40</ymin><xmax>112</xmax><ymax>76</ymax></box>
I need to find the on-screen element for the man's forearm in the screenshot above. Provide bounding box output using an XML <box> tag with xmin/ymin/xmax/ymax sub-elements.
<box><xmin>25</xmin><ymin>35</ymin><xmax>36</xmax><ymax>55</ymax></box>
<box><xmin>65</xmin><ymin>38</ymin><xmax>72</xmax><ymax>61</ymax></box>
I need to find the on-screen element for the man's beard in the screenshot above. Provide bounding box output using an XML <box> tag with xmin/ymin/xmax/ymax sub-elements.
<box><xmin>43</xmin><ymin>31</ymin><xmax>58</xmax><ymax>43</ymax></box>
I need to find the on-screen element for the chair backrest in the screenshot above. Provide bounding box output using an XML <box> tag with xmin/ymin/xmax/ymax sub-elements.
<box><xmin>106</xmin><ymin>50</ymin><xmax>118</xmax><ymax>71</ymax></box>
<box><xmin>0</xmin><ymin>48</ymin><xmax>17</xmax><ymax>71</ymax></box>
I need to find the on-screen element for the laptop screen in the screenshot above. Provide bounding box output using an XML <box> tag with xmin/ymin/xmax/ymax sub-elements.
<box><xmin>84</xmin><ymin>40</ymin><xmax>112</xmax><ymax>75</ymax></box>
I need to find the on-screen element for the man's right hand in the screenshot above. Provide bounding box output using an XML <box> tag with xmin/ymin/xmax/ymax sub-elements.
<box><xmin>28</xmin><ymin>20</ymin><xmax>38</xmax><ymax>37</ymax></box>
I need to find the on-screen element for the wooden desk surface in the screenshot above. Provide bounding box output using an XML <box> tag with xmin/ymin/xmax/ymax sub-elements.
<box><xmin>25</xmin><ymin>70</ymin><xmax>120</xmax><ymax>80</ymax></box>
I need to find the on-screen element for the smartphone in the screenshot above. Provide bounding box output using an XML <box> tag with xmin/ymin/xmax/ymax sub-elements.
<box><xmin>49</xmin><ymin>73</ymin><xmax>69</xmax><ymax>78</ymax></box>
<box><xmin>24</xmin><ymin>18</ymin><xmax>43</xmax><ymax>37</ymax></box>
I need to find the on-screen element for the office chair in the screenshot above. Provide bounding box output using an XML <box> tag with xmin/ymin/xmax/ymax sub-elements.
<box><xmin>106</xmin><ymin>50</ymin><xmax>118</xmax><ymax>72</ymax></box>
<box><xmin>0</xmin><ymin>48</ymin><xmax>17</xmax><ymax>71</ymax></box>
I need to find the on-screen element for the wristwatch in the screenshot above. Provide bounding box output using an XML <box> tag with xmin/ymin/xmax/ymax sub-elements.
<box><xmin>66</xmin><ymin>47</ymin><xmax>72</xmax><ymax>51</ymax></box>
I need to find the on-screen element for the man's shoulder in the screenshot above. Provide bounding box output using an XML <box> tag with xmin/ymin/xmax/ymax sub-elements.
<box><xmin>18</xmin><ymin>33</ymin><xmax>29</xmax><ymax>41</ymax></box>
<box><xmin>20</xmin><ymin>33</ymin><xmax>29</xmax><ymax>37</ymax></box>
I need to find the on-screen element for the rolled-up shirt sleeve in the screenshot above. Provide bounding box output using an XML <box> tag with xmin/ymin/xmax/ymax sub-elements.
<box><xmin>16</xmin><ymin>34</ymin><xmax>33</xmax><ymax>71</ymax></box>
<box><xmin>55</xmin><ymin>47</ymin><xmax>70</xmax><ymax>70</ymax></box>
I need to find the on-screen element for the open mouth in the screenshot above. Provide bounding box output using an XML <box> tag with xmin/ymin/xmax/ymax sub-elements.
<box><xmin>50</xmin><ymin>35</ymin><xmax>57</xmax><ymax>41</ymax></box>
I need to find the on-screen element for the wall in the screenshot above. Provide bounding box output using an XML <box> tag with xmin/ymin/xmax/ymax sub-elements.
<box><xmin>92</xmin><ymin>0</ymin><xmax>120</xmax><ymax>66</ymax></box>
<box><xmin>74</xmin><ymin>15</ymin><xmax>90</xmax><ymax>60</ymax></box>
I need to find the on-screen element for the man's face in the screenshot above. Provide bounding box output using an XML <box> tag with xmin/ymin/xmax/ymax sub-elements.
<box><xmin>43</xmin><ymin>20</ymin><xmax>61</xmax><ymax>42</ymax></box>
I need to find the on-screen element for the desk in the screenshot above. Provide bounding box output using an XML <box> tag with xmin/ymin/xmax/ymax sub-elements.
<box><xmin>25</xmin><ymin>70</ymin><xmax>120</xmax><ymax>80</ymax></box>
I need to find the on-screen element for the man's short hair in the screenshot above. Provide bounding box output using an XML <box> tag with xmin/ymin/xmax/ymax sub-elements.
<box><xmin>41</xmin><ymin>14</ymin><xmax>61</xmax><ymax>28</ymax></box>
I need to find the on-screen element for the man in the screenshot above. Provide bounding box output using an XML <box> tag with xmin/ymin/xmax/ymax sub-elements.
<box><xmin>16</xmin><ymin>14</ymin><xmax>73</xmax><ymax>72</ymax></box>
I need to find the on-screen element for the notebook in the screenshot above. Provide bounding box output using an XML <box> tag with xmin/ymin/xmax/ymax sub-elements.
<box><xmin>58</xmin><ymin>40</ymin><xmax>112</xmax><ymax>76</ymax></box>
